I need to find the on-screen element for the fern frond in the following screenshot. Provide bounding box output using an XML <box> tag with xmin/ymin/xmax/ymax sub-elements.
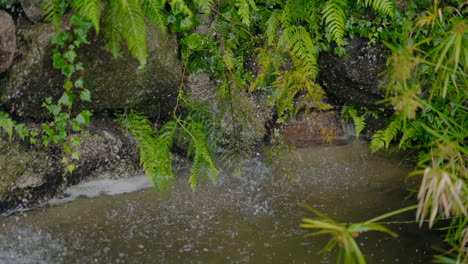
<box><xmin>71</xmin><ymin>0</ymin><xmax>102</xmax><ymax>32</ymax></box>
<box><xmin>322</xmin><ymin>0</ymin><xmax>346</xmax><ymax>46</ymax></box>
<box><xmin>279</xmin><ymin>26</ymin><xmax>319</xmax><ymax>79</ymax></box>
<box><xmin>117</xmin><ymin>112</ymin><xmax>177</xmax><ymax>194</ymax></box>
<box><xmin>266</xmin><ymin>11</ymin><xmax>280</xmax><ymax>46</ymax></box>
<box><xmin>194</xmin><ymin>0</ymin><xmax>213</xmax><ymax>13</ymax></box>
<box><xmin>42</xmin><ymin>0</ymin><xmax>68</xmax><ymax>29</ymax></box>
<box><xmin>370</xmin><ymin>118</ymin><xmax>402</xmax><ymax>152</ymax></box>
<box><xmin>180</xmin><ymin>115</ymin><xmax>218</xmax><ymax>191</ymax></box>
<box><xmin>358</xmin><ymin>0</ymin><xmax>395</xmax><ymax>18</ymax></box>
<box><xmin>342</xmin><ymin>106</ymin><xmax>366</xmax><ymax>137</ymax></box>
<box><xmin>272</xmin><ymin>70</ymin><xmax>328</xmax><ymax>121</ymax></box>
<box><xmin>141</xmin><ymin>0</ymin><xmax>167</xmax><ymax>33</ymax></box>
<box><xmin>116</xmin><ymin>0</ymin><xmax>148</xmax><ymax>66</ymax></box>
<box><xmin>104</xmin><ymin>0</ymin><xmax>123</xmax><ymax>58</ymax></box>
<box><xmin>249</xmin><ymin>46</ymin><xmax>273</xmax><ymax>92</ymax></box>
<box><xmin>236</xmin><ymin>0</ymin><xmax>256</xmax><ymax>26</ymax></box>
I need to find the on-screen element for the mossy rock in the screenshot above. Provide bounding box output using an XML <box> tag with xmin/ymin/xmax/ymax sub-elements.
<box><xmin>0</xmin><ymin>16</ymin><xmax>182</xmax><ymax>120</ymax></box>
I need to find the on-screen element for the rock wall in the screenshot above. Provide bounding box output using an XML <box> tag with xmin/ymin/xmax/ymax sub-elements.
<box><xmin>0</xmin><ymin>6</ymin><xmax>182</xmax><ymax>213</ymax></box>
<box><xmin>0</xmin><ymin>16</ymin><xmax>182</xmax><ymax>119</ymax></box>
<box><xmin>318</xmin><ymin>36</ymin><xmax>388</xmax><ymax>108</ymax></box>
<box><xmin>0</xmin><ymin>115</ymin><xmax>142</xmax><ymax>212</ymax></box>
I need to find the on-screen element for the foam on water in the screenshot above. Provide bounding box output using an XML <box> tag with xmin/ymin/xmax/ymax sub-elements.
<box><xmin>48</xmin><ymin>175</ymin><xmax>154</xmax><ymax>204</ymax></box>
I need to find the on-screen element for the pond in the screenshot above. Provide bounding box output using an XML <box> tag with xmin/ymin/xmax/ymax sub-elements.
<box><xmin>0</xmin><ymin>141</ymin><xmax>441</xmax><ymax>263</ymax></box>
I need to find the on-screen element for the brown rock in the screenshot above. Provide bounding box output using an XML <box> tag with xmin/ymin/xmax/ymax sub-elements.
<box><xmin>0</xmin><ymin>10</ymin><xmax>16</xmax><ymax>73</ymax></box>
<box><xmin>20</xmin><ymin>0</ymin><xmax>45</xmax><ymax>23</ymax></box>
<box><xmin>281</xmin><ymin>111</ymin><xmax>351</xmax><ymax>147</ymax></box>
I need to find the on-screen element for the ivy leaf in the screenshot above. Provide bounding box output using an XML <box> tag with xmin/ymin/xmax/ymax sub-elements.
<box><xmin>70</xmin><ymin>137</ymin><xmax>81</xmax><ymax>147</ymax></box>
<box><xmin>58</xmin><ymin>92</ymin><xmax>76</xmax><ymax>108</ymax></box>
<box><xmin>14</xmin><ymin>124</ymin><xmax>29</xmax><ymax>140</ymax></box>
<box><xmin>52</xmin><ymin>50</ymin><xmax>67</xmax><ymax>69</ymax></box>
<box><xmin>67</xmin><ymin>164</ymin><xmax>76</xmax><ymax>174</ymax></box>
<box><xmin>64</xmin><ymin>80</ymin><xmax>73</xmax><ymax>91</ymax></box>
<box><xmin>47</xmin><ymin>104</ymin><xmax>62</xmax><ymax>116</ymax></box>
<box><xmin>179</xmin><ymin>17</ymin><xmax>194</xmax><ymax>31</ymax></box>
<box><xmin>0</xmin><ymin>114</ymin><xmax>15</xmax><ymax>138</ymax></box>
<box><xmin>76</xmin><ymin>110</ymin><xmax>92</xmax><ymax>125</ymax></box>
<box><xmin>75</xmin><ymin>79</ymin><xmax>84</xmax><ymax>88</ymax></box>
<box><xmin>75</xmin><ymin>62</ymin><xmax>84</xmax><ymax>71</ymax></box>
<box><xmin>61</xmin><ymin>64</ymin><xmax>75</xmax><ymax>78</ymax></box>
<box><xmin>80</xmin><ymin>89</ymin><xmax>91</xmax><ymax>102</ymax></box>
<box><xmin>63</xmin><ymin>50</ymin><xmax>77</xmax><ymax>63</ymax></box>
<box><xmin>45</xmin><ymin>97</ymin><xmax>53</xmax><ymax>105</ymax></box>
<box><xmin>71</xmin><ymin>151</ymin><xmax>80</xmax><ymax>160</ymax></box>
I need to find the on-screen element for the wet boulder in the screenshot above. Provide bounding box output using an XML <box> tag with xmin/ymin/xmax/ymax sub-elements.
<box><xmin>20</xmin><ymin>0</ymin><xmax>44</xmax><ymax>23</ymax></box>
<box><xmin>0</xmin><ymin>115</ymin><xmax>142</xmax><ymax>213</ymax></box>
<box><xmin>0</xmin><ymin>10</ymin><xmax>16</xmax><ymax>73</ymax></box>
<box><xmin>0</xmin><ymin>17</ymin><xmax>182</xmax><ymax>119</ymax></box>
<box><xmin>280</xmin><ymin>111</ymin><xmax>351</xmax><ymax>147</ymax></box>
<box><xmin>318</xmin><ymin>36</ymin><xmax>389</xmax><ymax>108</ymax></box>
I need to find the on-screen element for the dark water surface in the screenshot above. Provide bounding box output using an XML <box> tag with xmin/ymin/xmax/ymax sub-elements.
<box><xmin>0</xmin><ymin>141</ymin><xmax>441</xmax><ymax>263</ymax></box>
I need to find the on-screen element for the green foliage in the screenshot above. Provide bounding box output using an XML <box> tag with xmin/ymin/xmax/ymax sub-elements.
<box><xmin>367</xmin><ymin>1</ymin><xmax>467</xmax><ymax>261</ymax></box>
<box><xmin>300</xmin><ymin>204</ymin><xmax>417</xmax><ymax>264</ymax></box>
<box><xmin>117</xmin><ymin>112</ymin><xmax>177</xmax><ymax>193</ymax></box>
<box><xmin>322</xmin><ymin>0</ymin><xmax>347</xmax><ymax>46</ymax></box>
<box><xmin>341</xmin><ymin>105</ymin><xmax>366</xmax><ymax>138</ymax></box>
<box><xmin>45</xmin><ymin>14</ymin><xmax>94</xmax><ymax>176</ymax></box>
<box><xmin>0</xmin><ymin>0</ymin><xmax>19</xmax><ymax>7</ymax></box>
<box><xmin>117</xmin><ymin>106</ymin><xmax>218</xmax><ymax>194</ymax></box>
<box><xmin>357</xmin><ymin>0</ymin><xmax>395</xmax><ymax>18</ymax></box>
<box><xmin>370</xmin><ymin>117</ymin><xmax>401</xmax><ymax>151</ymax></box>
<box><xmin>0</xmin><ymin>112</ymin><xmax>31</xmax><ymax>141</ymax></box>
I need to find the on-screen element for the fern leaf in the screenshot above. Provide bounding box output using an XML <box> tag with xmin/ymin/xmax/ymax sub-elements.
<box><xmin>194</xmin><ymin>0</ymin><xmax>213</xmax><ymax>13</ymax></box>
<box><xmin>42</xmin><ymin>0</ymin><xmax>68</xmax><ymax>29</ymax></box>
<box><xmin>322</xmin><ymin>0</ymin><xmax>346</xmax><ymax>46</ymax></box>
<box><xmin>141</xmin><ymin>0</ymin><xmax>167</xmax><ymax>33</ymax></box>
<box><xmin>249</xmin><ymin>47</ymin><xmax>273</xmax><ymax>92</ymax></box>
<box><xmin>104</xmin><ymin>0</ymin><xmax>123</xmax><ymax>58</ymax></box>
<box><xmin>71</xmin><ymin>0</ymin><xmax>102</xmax><ymax>32</ymax></box>
<box><xmin>343</xmin><ymin>106</ymin><xmax>366</xmax><ymax>137</ymax></box>
<box><xmin>357</xmin><ymin>0</ymin><xmax>395</xmax><ymax>18</ymax></box>
<box><xmin>236</xmin><ymin>0</ymin><xmax>256</xmax><ymax>26</ymax></box>
<box><xmin>279</xmin><ymin>26</ymin><xmax>319</xmax><ymax>79</ymax></box>
<box><xmin>117</xmin><ymin>112</ymin><xmax>177</xmax><ymax>194</ymax></box>
<box><xmin>116</xmin><ymin>0</ymin><xmax>148</xmax><ymax>67</ymax></box>
<box><xmin>370</xmin><ymin>118</ymin><xmax>402</xmax><ymax>152</ymax></box>
<box><xmin>266</xmin><ymin>11</ymin><xmax>280</xmax><ymax>46</ymax></box>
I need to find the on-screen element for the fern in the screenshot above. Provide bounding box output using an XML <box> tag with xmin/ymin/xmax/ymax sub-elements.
<box><xmin>357</xmin><ymin>0</ymin><xmax>395</xmax><ymax>18</ymax></box>
<box><xmin>370</xmin><ymin>118</ymin><xmax>402</xmax><ymax>152</ymax></box>
<box><xmin>278</xmin><ymin>26</ymin><xmax>319</xmax><ymax>79</ymax></box>
<box><xmin>104</xmin><ymin>0</ymin><xmax>123</xmax><ymax>58</ymax></box>
<box><xmin>116</xmin><ymin>0</ymin><xmax>148</xmax><ymax>66</ymax></box>
<box><xmin>141</xmin><ymin>0</ymin><xmax>167</xmax><ymax>33</ymax></box>
<box><xmin>194</xmin><ymin>0</ymin><xmax>213</xmax><ymax>13</ymax></box>
<box><xmin>42</xmin><ymin>0</ymin><xmax>69</xmax><ymax>29</ymax></box>
<box><xmin>322</xmin><ymin>0</ymin><xmax>346</xmax><ymax>46</ymax></box>
<box><xmin>182</xmin><ymin>116</ymin><xmax>218</xmax><ymax>190</ymax></box>
<box><xmin>272</xmin><ymin>70</ymin><xmax>328</xmax><ymax>122</ymax></box>
<box><xmin>117</xmin><ymin>112</ymin><xmax>176</xmax><ymax>193</ymax></box>
<box><xmin>342</xmin><ymin>105</ymin><xmax>366</xmax><ymax>137</ymax></box>
<box><xmin>236</xmin><ymin>0</ymin><xmax>256</xmax><ymax>26</ymax></box>
<box><xmin>71</xmin><ymin>0</ymin><xmax>102</xmax><ymax>32</ymax></box>
<box><xmin>118</xmin><ymin>107</ymin><xmax>218</xmax><ymax>193</ymax></box>
<box><xmin>266</xmin><ymin>11</ymin><xmax>280</xmax><ymax>46</ymax></box>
